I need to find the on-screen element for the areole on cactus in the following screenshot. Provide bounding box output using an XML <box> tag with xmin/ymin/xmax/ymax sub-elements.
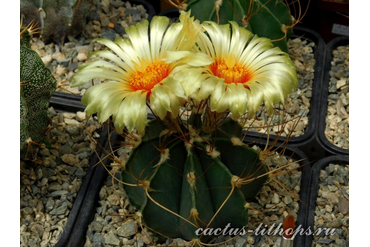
<box><xmin>71</xmin><ymin>10</ymin><xmax>298</xmax><ymax>243</ymax></box>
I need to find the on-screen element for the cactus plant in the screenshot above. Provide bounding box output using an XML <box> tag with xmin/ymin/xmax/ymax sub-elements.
<box><xmin>120</xmin><ymin>116</ymin><xmax>268</xmax><ymax>242</ymax></box>
<box><xmin>20</xmin><ymin>22</ymin><xmax>57</xmax><ymax>159</ymax></box>
<box><xmin>71</xmin><ymin>10</ymin><xmax>297</xmax><ymax>243</ymax></box>
<box><xmin>184</xmin><ymin>0</ymin><xmax>295</xmax><ymax>53</ymax></box>
<box><xmin>20</xmin><ymin>0</ymin><xmax>91</xmax><ymax>44</ymax></box>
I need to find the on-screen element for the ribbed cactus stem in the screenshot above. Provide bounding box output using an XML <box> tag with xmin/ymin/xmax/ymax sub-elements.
<box><xmin>120</xmin><ymin>118</ymin><xmax>269</xmax><ymax>242</ymax></box>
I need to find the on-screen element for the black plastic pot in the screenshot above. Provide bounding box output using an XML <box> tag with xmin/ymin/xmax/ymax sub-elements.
<box><xmin>158</xmin><ymin>8</ymin><xmax>180</xmax><ymax>22</ymax></box>
<box><xmin>305</xmin><ymin>155</ymin><xmax>349</xmax><ymax>247</ymax></box>
<box><xmin>53</xmin><ymin>124</ymin><xmax>110</xmax><ymax>247</ymax></box>
<box><xmin>50</xmin><ymin>92</ymin><xmax>84</xmax><ymax>113</ymax></box>
<box><xmin>29</xmin><ymin>96</ymin><xmax>109</xmax><ymax>247</ymax></box>
<box><xmin>129</xmin><ymin>0</ymin><xmax>157</xmax><ymax>22</ymax></box>
<box><xmin>317</xmin><ymin>36</ymin><xmax>349</xmax><ymax>156</ymax></box>
<box><xmin>142</xmin><ymin>0</ymin><xmax>160</xmax><ymax>14</ymax></box>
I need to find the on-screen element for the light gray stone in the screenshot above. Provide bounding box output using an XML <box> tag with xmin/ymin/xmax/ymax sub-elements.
<box><xmin>104</xmin><ymin>232</ymin><xmax>120</xmax><ymax>246</ymax></box>
<box><xmin>117</xmin><ymin>220</ymin><xmax>136</xmax><ymax>237</ymax></box>
<box><xmin>49</xmin><ymin>202</ymin><xmax>68</xmax><ymax>215</ymax></box>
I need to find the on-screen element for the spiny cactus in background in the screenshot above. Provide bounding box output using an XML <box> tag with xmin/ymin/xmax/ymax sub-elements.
<box><xmin>20</xmin><ymin>0</ymin><xmax>91</xmax><ymax>44</ymax></box>
<box><xmin>184</xmin><ymin>0</ymin><xmax>295</xmax><ymax>53</ymax></box>
<box><xmin>20</xmin><ymin>22</ymin><xmax>57</xmax><ymax>159</ymax></box>
<box><xmin>121</xmin><ymin>117</ymin><xmax>269</xmax><ymax>242</ymax></box>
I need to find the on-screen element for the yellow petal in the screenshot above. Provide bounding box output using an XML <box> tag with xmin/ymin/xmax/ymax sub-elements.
<box><xmin>150</xmin><ymin>85</ymin><xmax>171</xmax><ymax>119</ymax></box>
<box><xmin>163</xmin><ymin>86</ymin><xmax>181</xmax><ymax>118</ymax></box>
<box><xmin>175</xmin><ymin>10</ymin><xmax>202</xmax><ymax>51</ymax></box>
<box><xmin>130</xmin><ymin>91</ymin><xmax>148</xmax><ymax>133</ymax></box>
<box><xmin>160</xmin><ymin>22</ymin><xmax>182</xmax><ymax>53</ymax></box>
<box><xmin>161</xmin><ymin>76</ymin><xmax>185</xmax><ymax>97</ymax></box>
<box><xmin>228</xmin><ymin>84</ymin><xmax>244</xmax><ymax>117</ymax></box>
<box><xmin>196</xmin><ymin>76</ymin><xmax>219</xmax><ymax>100</ymax></box>
<box><xmin>150</xmin><ymin>16</ymin><xmax>170</xmax><ymax>59</ymax></box>
<box><xmin>82</xmin><ymin>82</ymin><xmax>128</xmax><ymax>122</ymax></box>
<box><xmin>94</xmin><ymin>38</ymin><xmax>139</xmax><ymax>69</ymax></box>
<box><xmin>229</xmin><ymin>21</ymin><xmax>253</xmax><ymax>59</ymax></box>
<box><xmin>210</xmin><ymin>79</ymin><xmax>225</xmax><ymax>110</ymax></box>
<box><xmin>197</xmin><ymin>32</ymin><xmax>216</xmax><ymax>58</ymax></box>
<box><xmin>212</xmin><ymin>83</ymin><xmax>230</xmax><ymax>113</ymax></box>
<box><xmin>175</xmin><ymin>68</ymin><xmax>209</xmax><ymax>96</ymax></box>
<box><xmin>71</xmin><ymin>67</ymin><xmax>123</xmax><ymax>87</ymax></box>
<box><xmin>88</xmin><ymin>50</ymin><xmax>133</xmax><ymax>73</ymax></box>
<box><xmin>201</xmin><ymin>22</ymin><xmax>230</xmax><ymax>59</ymax></box>
<box><xmin>125</xmin><ymin>20</ymin><xmax>151</xmax><ymax>61</ymax></box>
<box><xmin>166</xmin><ymin>51</ymin><xmax>213</xmax><ymax>66</ymax></box>
<box><xmin>246</xmin><ymin>83</ymin><xmax>265</xmax><ymax>116</ymax></box>
<box><xmin>239</xmin><ymin>36</ymin><xmax>273</xmax><ymax>66</ymax></box>
<box><xmin>113</xmin><ymin>38</ymin><xmax>141</xmax><ymax>70</ymax></box>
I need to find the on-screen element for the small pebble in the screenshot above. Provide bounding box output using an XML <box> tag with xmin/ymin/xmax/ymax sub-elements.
<box><xmin>20</xmin><ymin>106</ymin><xmax>101</xmax><ymax>247</ymax></box>
<box><xmin>325</xmin><ymin>45</ymin><xmax>349</xmax><ymax>149</ymax></box>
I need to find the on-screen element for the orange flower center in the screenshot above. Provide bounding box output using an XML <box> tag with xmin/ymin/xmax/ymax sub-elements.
<box><xmin>210</xmin><ymin>59</ymin><xmax>251</xmax><ymax>84</ymax></box>
<box><xmin>129</xmin><ymin>60</ymin><xmax>170</xmax><ymax>92</ymax></box>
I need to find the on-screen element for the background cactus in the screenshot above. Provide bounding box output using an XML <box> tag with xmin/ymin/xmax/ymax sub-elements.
<box><xmin>20</xmin><ymin>0</ymin><xmax>91</xmax><ymax>44</ymax></box>
<box><xmin>20</xmin><ymin>25</ymin><xmax>57</xmax><ymax>159</ymax></box>
<box><xmin>185</xmin><ymin>0</ymin><xmax>294</xmax><ymax>52</ymax></box>
<box><xmin>120</xmin><ymin>117</ymin><xmax>269</xmax><ymax>242</ymax></box>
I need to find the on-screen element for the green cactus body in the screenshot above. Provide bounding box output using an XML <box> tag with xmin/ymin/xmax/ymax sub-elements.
<box><xmin>20</xmin><ymin>29</ymin><xmax>57</xmax><ymax>158</ymax></box>
<box><xmin>20</xmin><ymin>0</ymin><xmax>91</xmax><ymax>44</ymax></box>
<box><xmin>121</xmin><ymin>118</ymin><xmax>268</xmax><ymax>242</ymax></box>
<box><xmin>186</xmin><ymin>0</ymin><xmax>294</xmax><ymax>52</ymax></box>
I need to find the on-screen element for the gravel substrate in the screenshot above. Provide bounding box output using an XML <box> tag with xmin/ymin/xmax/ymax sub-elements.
<box><xmin>20</xmin><ymin>108</ymin><xmax>101</xmax><ymax>247</ymax></box>
<box><xmin>325</xmin><ymin>46</ymin><xmax>349</xmax><ymax>150</ymax></box>
<box><xmin>312</xmin><ymin>164</ymin><xmax>349</xmax><ymax>247</ymax></box>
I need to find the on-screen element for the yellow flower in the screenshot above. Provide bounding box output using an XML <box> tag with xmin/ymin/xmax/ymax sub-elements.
<box><xmin>187</xmin><ymin>21</ymin><xmax>298</xmax><ymax>118</ymax></box>
<box><xmin>70</xmin><ymin>11</ymin><xmax>212</xmax><ymax>134</ymax></box>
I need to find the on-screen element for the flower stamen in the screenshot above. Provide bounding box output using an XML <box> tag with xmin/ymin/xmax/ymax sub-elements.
<box><xmin>129</xmin><ymin>60</ymin><xmax>170</xmax><ymax>92</ymax></box>
<box><xmin>210</xmin><ymin>59</ymin><xmax>251</xmax><ymax>85</ymax></box>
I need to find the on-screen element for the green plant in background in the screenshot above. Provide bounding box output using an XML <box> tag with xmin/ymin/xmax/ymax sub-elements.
<box><xmin>20</xmin><ymin>20</ymin><xmax>57</xmax><ymax>159</ymax></box>
<box><xmin>171</xmin><ymin>0</ymin><xmax>298</xmax><ymax>53</ymax></box>
<box><xmin>71</xmin><ymin>10</ymin><xmax>297</xmax><ymax>244</ymax></box>
<box><xmin>20</xmin><ymin>0</ymin><xmax>91</xmax><ymax>44</ymax></box>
